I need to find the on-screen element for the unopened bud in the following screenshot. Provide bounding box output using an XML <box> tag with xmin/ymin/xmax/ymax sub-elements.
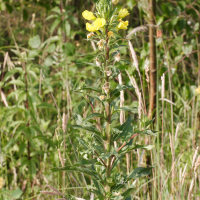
<box><xmin>96</xmin><ymin>58</ymin><xmax>101</xmax><ymax>66</ymax></box>
<box><xmin>99</xmin><ymin>95</ymin><xmax>106</xmax><ymax>101</ymax></box>
<box><xmin>114</xmin><ymin>52</ymin><xmax>120</xmax><ymax>62</ymax></box>
<box><xmin>103</xmin><ymin>86</ymin><xmax>109</xmax><ymax>94</ymax></box>
<box><xmin>87</xmin><ymin>32</ymin><xmax>94</xmax><ymax>40</ymax></box>
<box><xmin>108</xmin><ymin>31</ymin><xmax>115</xmax><ymax>37</ymax></box>
<box><xmin>97</xmin><ymin>39</ymin><xmax>105</xmax><ymax>51</ymax></box>
<box><xmin>106</xmin><ymin>70</ymin><xmax>112</xmax><ymax>77</ymax></box>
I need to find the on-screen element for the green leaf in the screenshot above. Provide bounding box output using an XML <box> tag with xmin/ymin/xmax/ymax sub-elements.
<box><xmin>92</xmin><ymin>179</ymin><xmax>105</xmax><ymax>195</ymax></box>
<box><xmin>47</xmin><ymin>43</ymin><xmax>56</xmax><ymax>53</ymax></box>
<box><xmin>65</xmin><ymin>21</ymin><xmax>71</xmax><ymax>36</ymax></box>
<box><xmin>114</xmin><ymin>116</ymin><xmax>134</xmax><ymax>141</ymax></box>
<box><xmin>194</xmin><ymin>23</ymin><xmax>199</xmax><ymax>31</ymax></box>
<box><xmin>28</xmin><ymin>50</ymin><xmax>39</xmax><ymax>58</ymax></box>
<box><xmin>3</xmin><ymin>68</ymin><xmax>23</xmax><ymax>82</ymax></box>
<box><xmin>83</xmin><ymin>113</ymin><xmax>104</xmax><ymax>121</ymax></box>
<box><xmin>75</xmin><ymin>158</ymin><xmax>97</xmax><ymax>166</ymax></box>
<box><xmin>115</xmin><ymin>106</ymin><xmax>138</xmax><ymax>113</ymax></box>
<box><xmin>143</xmin><ymin>129</ymin><xmax>157</xmax><ymax>136</ymax></box>
<box><xmin>119</xmin><ymin>144</ymin><xmax>155</xmax><ymax>155</ymax></box>
<box><xmin>112</xmin><ymin>183</ymin><xmax>125</xmax><ymax>191</ymax></box>
<box><xmin>71</xmin><ymin>125</ymin><xmax>102</xmax><ymax>136</ymax></box>
<box><xmin>74</xmin><ymin>114</ymin><xmax>83</xmax><ymax>125</ymax></box>
<box><xmin>50</xmin><ymin>18</ymin><xmax>60</xmax><ymax>33</ymax></box>
<box><xmin>36</xmin><ymin>136</ymin><xmax>55</xmax><ymax>148</ymax></box>
<box><xmin>5</xmin><ymin>3</ymin><xmax>13</xmax><ymax>13</ymax></box>
<box><xmin>37</xmin><ymin>103</ymin><xmax>57</xmax><ymax>112</ymax></box>
<box><xmin>28</xmin><ymin>35</ymin><xmax>41</xmax><ymax>49</ymax></box>
<box><xmin>51</xmin><ymin>165</ymin><xmax>101</xmax><ymax>180</ymax></box>
<box><xmin>3</xmin><ymin>132</ymin><xmax>21</xmax><ymax>152</ymax></box>
<box><xmin>75</xmin><ymin>86</ymin><xmax>101</xmax><ymax>93</ymax></box>
<box><xmin>43</xmin><ymin>56</ymin><xmax>53</xmax><ymax>67</ymax></box>
<box><xmin>41</xmin><ymin>36</ymin><xmax>59</xmax><ymax>48</ymax></box>
<box><xmin>100</xmin><ymin>152</ymin><xmax>112</xmax><ymax>160</ymax></box>
<box><xmin>45</xmin><ymin>14</ymin><xmax>57</xmax><ymax>21</ymax></box>
<box><xmin>63</xmin><ymin>42</ymin><xmax>75</xmax><ymax>56</ymax></box>
<box><xmin>77</xmin><ymin>137</ymin><xmax>90</xmax><ymax>149</ymax></box>
<box><xmin>28</xmin><ymin>158</ymin><xmax>37</xmax><ymax>178</ymax></box>
<box><xmin>157</xmin><ymin>16</ymin><xmax>164</xmax><ymax>26</ymax></box>
<box><xmin>182</xmin><ymin>45</ymin><xmax>193</xmax><ymax>55</ymax></box>
<box><xmin>127</xmin><ymin>167</ymin><xmax>153</xmax><ymax>180</ymax></box>
<box><xmin>111</xmin><ymin>85</ymin><xmax>134</xmax><ymax>97</ymax></box>
<box><xmin>122</xmin><ymin>188</ymin><xmax>134</xmax><ymax>199</ymax></box>
<box><xmin>72</xmin><ymin>125</ymin><xmax>104</xmax><ymax>147</ymax></box>
<box><xmin>7</xmin><ymin>80</ymin><xmax>25</xmax><ymax>87</ymax></box>
<box><xmin>0</xmin><ymin>81</ymin><xmax>3</xmax><ymax>87</ymax></box>
<box><xmin>68</xmin><ymin>16</ymin><xmax>79</xmax><ymax>25</ymax></box>
<box><xmin>10</xmin><ymin>188</ymin><xmax>23</xmax><ymax>199</ymax></box>
<box><xmin>23</xmin><ymin>9</ymin><xmax>28</xmax><ymax>21</ymax></box>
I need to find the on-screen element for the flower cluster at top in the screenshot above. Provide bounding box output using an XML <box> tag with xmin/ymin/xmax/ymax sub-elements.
<box><xmin>82</xmin><ymin>1</ymin><xmax>129</xmax><ymax>34</ymax></box>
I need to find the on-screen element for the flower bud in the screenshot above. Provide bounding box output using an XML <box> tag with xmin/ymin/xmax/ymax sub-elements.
<box><xmin>97</xmin><ymin>39</ymin><xmax>105</xmax><ymax>50</ymax></box>
<box><xmin>87</xmin><ymin>32</ymin><xmax>94</xmax><ymax>40</ymax></box>
<box><xmin>114</xmin><ymin>52</ymin><xmax>121</xmax><ymax>62</ymax></box>
<box><xmin>96</xmin><ymin>58</ymin><xmax>101</xmax><ymax>66</ymax></box>
<box><xmin>103</xmin><ymin>86</ymin><xmax>109</xmax><ymax>94</ymax></box>
<box><xmin>106</xmin><ymin>70</ymin><xmax>112</xmax><ymax>77</ymax></box>
<box><xmin>108</xmin><ymin>31</ymin><xmax>114</xmax><ymax>37</ymax></box>
<box><xmin>99</xmin><ymin>95</ymin><xmax>106</xmax><ymax>101</ymax></box>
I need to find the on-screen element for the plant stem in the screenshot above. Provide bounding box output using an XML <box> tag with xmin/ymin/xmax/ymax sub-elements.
<box><xmin>105</xmin><ymin>27</ymin><xmax>112</xmax><ymax>194</ymax></box>
<box><xmin>148</xmin><ymin>0</ymin><xmax>157</xmax><ymax>119</ymax></box>
<box><xmin>22</xmin><ymin>62</ymin><xmax>33</xmax><ymax>198</ymax></box>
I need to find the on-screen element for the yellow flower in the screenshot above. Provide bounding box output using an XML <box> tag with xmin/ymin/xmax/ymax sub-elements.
<box><xmin>108</xmin><ymin>31</ymin><xmax>114</xmax><ymax>37</ymax></box>
<box><xmin>196</xmin><ymin>86</ymin><xmax>200</xmax><ymax>94</ymax></box>
<box><xmin>118</xmin><ymin>8</ymin><xmax>129</xmax><ymax>18</ymax></box>
<box><xmin>86</xmin><ymin>23</ymin><xmax>96</xmax><ymax>32</ymax></box>
<box><xmin>117</xmin><ymin>20</ymin><xmax>129</xmax><ymax>29</ymax></box>
<box><xmin>93</xmin><ymin>18</ymin><xmax>106</xmax><ymax>30</ymax></box>
<box><xmin>82</xmin><ymin>10</ymin><xmax>96</xmax><ymax>20</ymax></box>
<box><xmin>0</xmin><ymin>177</ymin><xmax>4</xmax><ymax>189</ymax></box>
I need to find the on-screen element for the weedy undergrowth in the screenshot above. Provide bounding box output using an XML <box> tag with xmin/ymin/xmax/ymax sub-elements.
<box><xmin>41</xmin><ymin>0</ymin><xmax>156</xmax><ymax>199</ymax></box>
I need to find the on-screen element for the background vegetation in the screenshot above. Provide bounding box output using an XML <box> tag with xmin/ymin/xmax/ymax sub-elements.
<box><xmin>0</xmin><ymin>0</ymin><xmax>200</xmax><ymax>199</ymax></box>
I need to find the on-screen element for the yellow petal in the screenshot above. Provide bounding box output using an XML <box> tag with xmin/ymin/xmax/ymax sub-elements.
<box><xmin>108</xmin><ymin>31</ymin><xmax>114</xmax><ymax>37</ymax></box>
<box><xmin>118</xmin><ymin>8</ymin><xmax>129</xmax><ymax>18</ymax></box>
<box><xmin>82</xmin><ymin>10</ymin><xmax>96</xmax><ymax>20</ymax></box>
<box><xmin>93</xmin><ymin>18</ymin><xmax>106</xmax><ymax>30</ymax></box>
<box><xmin>86</xmin><ymin>23</ymin><xmax>96</xmax><ymax>32</ymax></box>
<box><xmin>195</xmin><ymin>86</ymin><xmax>200</xmax><ymax>94</ymax></box>
<box><xmin>117</xmin><ymin>20</ymin><xmax>129</xmax><ymax>29</ymax></box>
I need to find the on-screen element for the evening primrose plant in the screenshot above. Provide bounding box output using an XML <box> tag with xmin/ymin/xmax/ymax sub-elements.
<box><xmin>50</xmin><ymin>0</ymin><xmax>155</xmax><ymax>199</ymax></box>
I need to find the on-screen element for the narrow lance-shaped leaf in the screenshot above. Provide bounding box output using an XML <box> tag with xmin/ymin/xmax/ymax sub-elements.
<box><xmin>127</xmin><ymin>167</ymin><xmax>153</xmax><ymax>180</ymax></box>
